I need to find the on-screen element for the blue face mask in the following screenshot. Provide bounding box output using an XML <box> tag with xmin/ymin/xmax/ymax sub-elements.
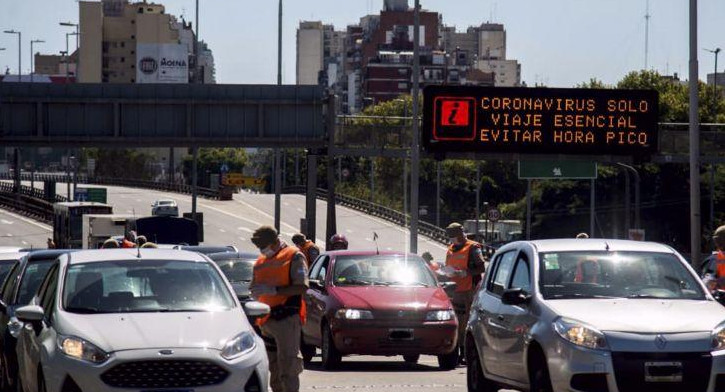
<box><xmin>261</xmin><ymin>246</ymin><xmax>276</xmax><ymax>258</ymax></box>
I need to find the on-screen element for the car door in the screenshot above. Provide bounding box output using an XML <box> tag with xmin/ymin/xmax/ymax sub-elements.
<box><xmin>304</xmin><ymin>255</ymin><xmax>330</xmax><ymax>346</ymax></box>
<box><xmin>495</xmin><ymin>250</ymin><xmax>536</xmax><ymax>383</ymax></box>
<box><xmin>475</xmin><ymin>249</ymin><xmax>517</xmax><ymax>378</ymax></box>
<box><xmin>18</xmin><ymin>262</ymin><xmax>59</xmax><ymax>392</ymax></box>
<box><xmin>0</xmin><ymin>261</ymin><xmax>22</xmax><ymax>386</ymax></box>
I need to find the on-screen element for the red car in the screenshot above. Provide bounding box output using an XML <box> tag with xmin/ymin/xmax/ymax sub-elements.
<box><xmin>301</xmin><ymin>250</ymin><xmax>459</xmax><ymax>370</ymax></box>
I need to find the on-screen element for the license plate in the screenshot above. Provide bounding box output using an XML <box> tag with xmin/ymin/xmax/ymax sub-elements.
<box><xmin>388</xmin><ymin>328</ymin><xmax>414</xmax><ymax>341</ymax></box>
<box><xmin>141</xmin><ymin>390</ymin><xmax>194</xmax><ymax>392</ymax></box>
<box><xmin>644</xmin><ymin>361</ymin><xmax>683</xmax><ymax>382</ymax></box>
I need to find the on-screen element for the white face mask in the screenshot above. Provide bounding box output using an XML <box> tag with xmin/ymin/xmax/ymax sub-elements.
<box><xmin>261</xmin><ymin>246</ymin><xmax>276</xmax><ymax>258</ymax></box>
<box><xmin>449</xmin><ymin>237</ymin><xmax>460</xmax><ymax>245</ymax></box>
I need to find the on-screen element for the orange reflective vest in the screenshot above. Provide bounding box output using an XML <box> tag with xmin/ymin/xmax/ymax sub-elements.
<box><xmin>445</xmin><ymin>240</ymin><xmax>480</xmax><ymax>293</ymax></box>
<box><xmin>253</xmin><ymin>245</ymin><xmax>307</xmax><ymax>326</ymax></box>
<box><xmin>121</xmin><ymin>239</ymin><xmax>135</xmax><ymax>248</ymax></box>
<box><xmin>716</xmin><ymin>251</ymin><xmax>725</xmax><ymax>279</ymax></box>
<box><xmin>299</xmin><ymin>240</ymin><xmax>319</xmax><ymax>267</ymax></box>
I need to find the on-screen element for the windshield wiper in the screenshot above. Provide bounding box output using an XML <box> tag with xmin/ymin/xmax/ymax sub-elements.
<box><xmin>379</xmin><ymin>281</ymin><xmax>429</xmax><ymax>287</ymax></box>
<box><xmin>626</xmin><ymin>294</ymin><xmax>669</xmax><ymax>299</ymax></box>
<box><xmin>65</xmin><ymin>306</ymin><xmax>101</xmax><ymax>314</ymax></box>
<box><xmin>337</xmin><ymin>278</ymin><xmax>373</xmax><ymax>286</ymax></box>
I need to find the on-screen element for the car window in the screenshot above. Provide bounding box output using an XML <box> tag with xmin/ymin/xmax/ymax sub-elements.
<box><xmin>17</xmin><ymin>260</ymin><xmax>56</xmax><ymax>305</ymax></box>
<box><xmin>310</xmin><ymin>256</ymin><xmax>329</xmax><ymax>282</ymax></box>
<box><xmin>214</xmin><ymin>258</ymin><xmax>254</xmax><ymax>283</ymax></box>
<box><xmin>38</xmin><ymin>264</ymin><xmax>60</xmax><ymax>322</ymax></box>
<box><xmin>332</xmin><ymin>255</ymin><xmax>436</xmax><ymax>287</ymax></box>
<box><xmin>491</xmin><ymin>251</ymin><xmax>517</xmax><ymax>296</ymax></box>
<box><xmin>63</xmin><ymin>259</ymin><xmax>236</xmax><ymax>313</ymax></box>
<box><xmin>539</xmin><ymin>251</ymin><xmax>705</xmax><ymax>300</ymax></box>
<box><xmin>509</xmin><ymin>254</ymin><xmax>531</xmax><ymax>293</ymax></box>
<box><xmin>1</xmin><ymin>263</ymin><xmax>20</xmax><ymax>305</ymax></box>
<box><xmin>0</xmin><ymin>261</ymin><xmax>17</xmax><ymax>286</ymax></box>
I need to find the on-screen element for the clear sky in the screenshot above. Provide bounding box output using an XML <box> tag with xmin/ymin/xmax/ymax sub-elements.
<box><xmin>1</xmin><ymin>0</ymin><xmax>724</xmax><ymax>87</ymax></box>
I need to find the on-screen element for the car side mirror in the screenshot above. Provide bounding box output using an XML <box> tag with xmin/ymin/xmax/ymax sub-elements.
<box><xmin>439</xmin><ymin>281</ymin><xmax>457</xmax><ymax>296</ymax></box>
<box><xmin>15</xmin><ymin>305</ymin><xmax>45</xmax><ymax>323</ymax></box>
<box><xmin>243</xmin><ymin>301</ymin><xmax>270</xmax><ymax>325</ymax></box>
<box><xmin>713</xmin><ymin>290</ymin><xmax>725</xmax><ymax>306</ymax></box>
<box><xmin>501</xmin><ymin>288</ymin><xmax>531</xmax><ymax>306</ymax></box>
<box><xmin>310</xmin><ymin>279</ymin><xmax>324</xmax><ymax>291</ymax></box>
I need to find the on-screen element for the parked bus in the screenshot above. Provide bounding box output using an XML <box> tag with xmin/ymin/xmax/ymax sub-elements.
<box><xmin>53</xmin><ymin>202</ymin><xmax>113</xmax><ymax>249</ymax></box>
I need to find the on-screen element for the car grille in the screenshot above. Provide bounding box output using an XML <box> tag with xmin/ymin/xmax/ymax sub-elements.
<box><xmin>100</xmin><ymin>360</ymin><xmax>229</xmax><ymax>389</ymax></box>
<box><xmin>373</xmin><ymin>310</ymin><xmax>425</xmax><ymax>320</ymax></box>
<box><xmin>611</xmin><ymin>352</ymin><xmax>711</xmax><ymax>392</ymax></box>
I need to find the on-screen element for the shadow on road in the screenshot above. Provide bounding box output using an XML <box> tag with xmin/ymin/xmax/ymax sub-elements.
<box><xmin>304</xmin><ymin>356</ymin><xmax>463</xmax><ymax>373</ymax></box>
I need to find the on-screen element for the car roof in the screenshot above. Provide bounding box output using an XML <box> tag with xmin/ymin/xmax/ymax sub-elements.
<box><xmin>26</xmin><ymin>249</ymin><xmax>74</xmax><ymax>262</ymax></box>
<box><xmin>0</xmin><ymin>252</ymin><xmax>25</xmax><ymax>262</ymax></box>
<box><xmin>207</xmin><ymin>252</ymin><xmax>258</xmax><ymax>261</ymax></box>
<box><xmin>520</xmin><ymin>239</ymin><xmax>677</xmax><ymax>254</ymax></box>
<box><xmin>324</xmin><ymin>250</ymin><xmax>422</xmax><ymax>258</ymax></box>
<box><xmin>66</xmin><ymin>249</ymin><xmax>209</xmax><ymax>265</ymax></box>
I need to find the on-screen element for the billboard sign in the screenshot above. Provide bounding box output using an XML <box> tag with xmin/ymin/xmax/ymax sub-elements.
<box><xmin>136</xmin><ymin>44</ymin><xmax>189</xmax><ymax>84</ymax></box>
<box><xmin>423</xmin><ymin>85</ymin><xmax>659</xmax><ymax>157</ymax></box>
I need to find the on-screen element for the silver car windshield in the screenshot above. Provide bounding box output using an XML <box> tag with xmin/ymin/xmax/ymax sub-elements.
<box><xmin>214</xmin><ymin>259</ymin><xmax>254</xmax><ymax>283</ymax></box>
<box><xmin>63</xmin><ymin>260</ymin><xmax>235</xmax><ymax>314</ymax></box>
<box><xmin>333</xmin><ymin>255</ymin><xmax>435</xmax><ymax>287</ymax></box>
<box><xmin>538</xmin><ymin>251</ymin><xmax>705</xmax><ymax>300</ymax></box>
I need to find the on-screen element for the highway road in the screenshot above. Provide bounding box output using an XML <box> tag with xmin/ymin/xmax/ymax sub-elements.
<box><xmin>0</xmin><ymin>182</ymin><xmax>449</xmax><ymax>261</ymax></box>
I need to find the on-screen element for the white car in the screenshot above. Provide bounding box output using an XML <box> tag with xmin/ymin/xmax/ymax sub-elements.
<box><xmin>466</xmin><ymin>239</ymin><xmax>725</xmax><ymax>392</ymax></box>
<box><xmin>14</xmin><ymin>249</ymin><xmax>269</xmax><ymax>392</ymax></box>
<box><xmin>151</xmin><ymin>199</ymin><xmax>179</xmax><ymax>217</ymax></box>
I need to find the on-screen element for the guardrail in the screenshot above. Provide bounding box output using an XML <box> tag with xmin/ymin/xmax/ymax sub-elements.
<box><xmin>282</xmin><ymin>186</ymin><xmax>449</xmax><ymax>245</ymax></box>
<box><xmin>0</xmin><ymin>173</ymin><xmax>220</xmax><ymax>200</ymax></box>
<box><xmin>0</xmin><ymin>182</ymin><xmax>54</xmax><ymax>224</ymax></box>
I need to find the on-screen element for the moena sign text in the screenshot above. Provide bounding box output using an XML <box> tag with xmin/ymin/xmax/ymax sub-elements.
<box><xmin>422</xmin><ymin>85</ymin><xmax>659</xmax><ymax>156</ymax></box>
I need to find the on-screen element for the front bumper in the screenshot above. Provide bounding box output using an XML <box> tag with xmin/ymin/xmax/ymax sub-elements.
<box><xmin>329</xmin><ymin>319</ymin><xmax>457</xmax><ymax>356</ymax></box>
<box><xmin>546</xmin><ymin>332</ymin><xmax>725</xmax><ymax>392</ymax></box>
<box><xmin>44</xmin><ymin>342</ymin><xmax>268</xmax><ymax>392</ymax></box>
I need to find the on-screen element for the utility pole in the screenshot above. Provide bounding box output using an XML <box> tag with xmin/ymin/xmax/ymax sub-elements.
<box><xmin>3</xmin><ymin>30</ymin><xmax>21</xmax><ymax>79</ymax></box>
<box><xmin>688</xmin><ymin>0</ymin><xmax>701</xmax><ymax>265</ymax></box>
<box><xmin>410</xmin><ymin>0</ymin><xmax>421</xmax><ymax>254</ymax></box>
<box><xmin>644</xmin><ymin>0</ymin><xmax>651</xmax><ymax>69</ymax></box>
<box><xmin>274</xmin><ymin>0</ymin><xmax>283</xmax><ymax>233</ymax></box>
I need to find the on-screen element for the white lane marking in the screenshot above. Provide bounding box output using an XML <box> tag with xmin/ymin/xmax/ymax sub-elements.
<box><xmin>386</xmin><ymin>247</ymin><xmax>392</xmax><ymax>251</ymax></box>
<box><xmin>135</xmin><ymin>199</ymin><xmax>142</xmax><ymax>202</ymax></box>
<box><xmin>126</xmin><ymin>210</ymin><xmax>133</xmax><ymax>213</ymax></box>
<box><xmin>0</xmin><ymin>210</ymin><xmax>51</xmax><ymax>232</ymax></box>
<box><xmin>283</xmin><ymin>202</ymin><xmax>290</xmax><ymax>206</ymax></box>
<box><xmin>365</xmin><ymin>238</ymin><xmax>373</xmax><ymax>242</ymax></box>
<box><xmin>230</xmin><ymin>198</ymin><xmax>298</xmax><ymax>232</ymax></box>
<box><xmin>1</xmin><ymin>219</ymin><xmax>14</xmax><ymax>225</ymax></box>
<box><xmin>5</xmin><ymin>234</ymin><xmax>12</xmax><ymax>237</ymax></box>
<box><xmin>219</xmin><ymin>229</ymin><xmax>226</xmax><ymax>233</ymax></box>
<box><xmin>198</xmin><ymin>202</ymin><xmax>265</xmax><ymax>227</ymax></box>
<box><xmin>296</xmin><ymin>208</ymin><xmax>303</xmax><ymax>212</ymax></box>
<box><xmin>21</xmin><ymin>241</ymin><xmax>28</xmax><ymax>245</ymax></box>
<box><xmin>238</xmin><ymin>227</ymin><xmax>253</xmax><ymax>233</ymax></box>
<box><xmin>345</xmin><ymin>229</ymin><xmax>353</xmax><ymax>233</ymax></box>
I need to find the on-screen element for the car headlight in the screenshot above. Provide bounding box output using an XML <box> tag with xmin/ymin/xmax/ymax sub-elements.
<box><xmin>711</xmin><ymin>322</ymin><xmax>725</xmax><ymax>351</ymax></box>
<box><xmin>553</xmin><ymin>317</ymin><xmax>609</xmax><ymax>350</ymax></box>
<box><xmin>221</xmin><ymin>331</ymin><xmax>257</xmax><ymax>360</ymax></box>
<box><xmin>335</xmin><ymin>309</ymin><xmax>373</xmax><ymax>320</ymax></box>
<box><xmin>425</xmin><ymin>309</ymin><xmax>456</xmax><ymax>321</ymax></box>
<box><xmin>57</xmin><ymin>335</ymin><xmax>109</xmax><ymax>364</ymax></box>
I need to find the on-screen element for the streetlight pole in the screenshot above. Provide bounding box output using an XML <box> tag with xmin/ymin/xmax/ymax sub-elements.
<box><xmin>30</xmin><ymin>39</ymin><xmax>44</xmax><ymax>83</ymax></box>
<box><xmin>410</xmin><ymin>0</ymin><xmax>421</xmax><ymax>254</ymax></box>
<box><xmin>689</xmin><ymin>0</ymin><xmax>701</xmax><ymax>265</ymax></box>
<box><xmin>274</xmin><ymin>0</ymin><xmax>283</xmax><ymax>233</ymax></box>
<box><xmin>617</xmin><ymin>163</ymin><xmax>641</xmax><ymax>232</ymax></box>
<box><xmin>60</xmin><ymin>22</ymin><xmax>79</xmax><ymax>80</ymax></box>
<box><xmin>705</xmin><ymin>48</ymin><xmax>721</xmax><ymax>114</ymax></box>
<box><xmin>3</xmin><ymin>30</ymin><xmax>21</xmax><ymax>79</ymax></box>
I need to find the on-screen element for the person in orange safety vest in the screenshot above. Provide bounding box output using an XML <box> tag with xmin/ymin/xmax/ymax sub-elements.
<box><xmin>251</xmin><ymin>226</ymin><xmax>309</xmax><ymax>392</ymax></box>
<box><xmin>291</xmin><ymin>233</ymin><xmax>320</xmax><ymax>267</ymax></box>
<box><xmin>702</xmin><ymin>225</ymin><xmax>725</xmax><ymax>291</ymax></box>
<box><xmin>440</xmin><ymin>222</ymin><xmax>487</xmax><ymax>364</ymax></box>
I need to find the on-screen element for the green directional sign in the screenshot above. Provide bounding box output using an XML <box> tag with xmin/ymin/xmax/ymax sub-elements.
<box><xmin>518</xmin><ymin>160</ymin><xmax>597</xmax><ymax>179</ymax></box>
<box><xmin>75</xmin><ymin>187</ymin><xmax>108</xmax><ymax>203</ymax></box>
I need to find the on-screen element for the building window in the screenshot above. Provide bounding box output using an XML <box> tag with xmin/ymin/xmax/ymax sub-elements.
<box><xmin>131</xmin><ymin>20</ymin><xmax>135</xmax><ymax>24</ymax></box>
<box><xmin>121</xmin><ymin>42</ymin><xmax>125</xmax><ymax>48</ymax></box>
<box><xmin>121</xmin><ymin>57</ymin><xmax>125</xmax><ymax>63</ymax></box>
<box><xmin>131</xmin><ymin>35</ymin><xmax>135</xmax><ymax>39</ymax></box>
<box><xmin>398</xmin><ymin>82</ymin><xmax>407</xmax><ymax>89</ymax></box>
<box><xmin>131</xmin><ymin>78</ymin><xmax>135</xmax><ymax>83</ymax></box>
<box><xmin>131</xmin><ymin>50</ymin><xmax>135</xmax><ymax>54</ymax></box>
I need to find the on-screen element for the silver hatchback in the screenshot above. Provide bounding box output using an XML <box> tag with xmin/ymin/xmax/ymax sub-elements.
<box><xmin>466</xmin><ymin>239</ymin><xmax>725</xmax><ymax>392</ymax></box>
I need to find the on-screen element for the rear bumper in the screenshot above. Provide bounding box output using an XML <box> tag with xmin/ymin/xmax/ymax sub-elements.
<box><xmin>330</xmin><ymin>320</ymin><xmax>457</xmax><ymax>355</ymax></box>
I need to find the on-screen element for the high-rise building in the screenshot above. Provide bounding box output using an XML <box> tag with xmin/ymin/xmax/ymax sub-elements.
<box><xmin>78</xmin><ymin>0</ymin><xmax>207</xmax><ymax>84</ymax></box>
<box><xmin>296</xmin><ymin>22</ymin><xmax>346</xmax><ymax>87</ymax></box>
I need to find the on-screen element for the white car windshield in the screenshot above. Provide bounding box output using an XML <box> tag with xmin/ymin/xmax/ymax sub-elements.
<box><xmin>63</xmin><ymin>260</ymin><xmax>235</xmax><ymax>313</ymax></box>
<box><xmin>332</xmin><ymin>255</ymin><xmax>435</xmax><ymax>287</ymax></box>
<box><xmin>157</xmin><ymin>201</ymin><xmax>175</xmax><ymax>206</ymax></box>
<box><xmin>538</xmin><ymin>251</ymin><xmax>705</xmax><ymax>300</ymax></box>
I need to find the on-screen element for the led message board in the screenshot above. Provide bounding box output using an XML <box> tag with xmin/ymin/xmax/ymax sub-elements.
<box><xmin>422</xmin><ymin>85</ymin><xmax>659</xmax><ymax>156</ymax></box>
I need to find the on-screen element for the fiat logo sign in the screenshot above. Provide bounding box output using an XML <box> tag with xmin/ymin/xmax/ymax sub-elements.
<box><xmin>139</xmin><ymin>57</ymin><xmax>158</xmax><ymax>75</ymax></box>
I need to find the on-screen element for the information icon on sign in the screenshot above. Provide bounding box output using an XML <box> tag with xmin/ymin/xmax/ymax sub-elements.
<box><xmin>432</xmin><ymin>97</ymin><xmax>477</xmax><ymax>141</ymax></box>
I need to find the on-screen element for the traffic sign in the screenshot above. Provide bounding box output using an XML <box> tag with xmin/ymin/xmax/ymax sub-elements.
<box><xmin>518</xmin><ymin>160</ymin><xmax>597</xmax><ymax>179</ymax></box>
<box><xmin>222</xmin><ymin>173</ymin><xmax>266</xmax><ymax>188</ymax></box>
<box><xmin>423</xmin><ymin>85</ymin><xmax>659</xmax><ymax>157</ymax></box>
<box><xmin>220</xmin><ymin>163</ymin><xmax>230</xmax><ymax>173</ymax></box>
<box><xmin>74</xmin><ymin>187</ymin><xmax>108</xmax><ymax>203</ymax></box>
<box><xmin>487</xmin><ymin>208</ymin><xmax>501</xmax><ymax>222</ymax></box>
<box><xmin>74</xmin><ymin>188</ymin><xmax>88</xmax><ymax>202</ymax></box>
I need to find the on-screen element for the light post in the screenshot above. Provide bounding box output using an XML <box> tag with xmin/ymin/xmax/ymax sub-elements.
<box><xmin>705</xmin><ymin>48</ymin><xmax>721</xmax><ymax>114</ymax></box>
<box><xmin>59</xmin><ymin>22</ymin><xmax>79</xmax><ymax>50</ymax></box>
<box><xmin>60</xmin><ymin>22</ymin><xmax>79</xmax><ymax>81</ymax></box>
<box><xmin>30</xmin><ymin>39</ymin><xmax>44</xmax><ymax>82</ymax></box>
<box><xmin>617</xmin><ymin>163</ymin><xmax>641</xmax><ymax>233</ymax></box>
<box><xmin>3</xmin><ymin>30</ymin><xmax>21</xmax><ymax>79</ymax></box>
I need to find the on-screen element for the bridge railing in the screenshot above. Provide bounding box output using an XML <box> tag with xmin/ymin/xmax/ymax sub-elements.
<box><xmin>0</xmin><ymin>182</ymin><xmax>55</xmax><ymax>224</ymax></box>
<box><xmin>282</xmin><ymin>186</ymin><xmax>449</xmax><ymax>245</ymax></box>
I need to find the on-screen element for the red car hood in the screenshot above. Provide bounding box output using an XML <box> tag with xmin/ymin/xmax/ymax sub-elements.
<box><xmin>330</xmin><ymin>286</ymin><xmax>452</xmax><ymax>310</ymax></box>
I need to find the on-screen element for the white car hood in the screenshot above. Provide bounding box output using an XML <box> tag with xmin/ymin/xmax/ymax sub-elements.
<box><xmin>545</xmin><ymin>299</ymin><xmax>725</xmax><ymax>333</ymax></box>
<box><xmin>58</xmin><ymin>311</ymin><xmax>247</xmax><ymax>352</ymax></box>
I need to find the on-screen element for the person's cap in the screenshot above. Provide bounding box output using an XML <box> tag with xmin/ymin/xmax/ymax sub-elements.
<box><xmin>252</xmin><ymin>226</ymin><xmax>278</xmax><ymax>249</ymax></box>
<box><xmin>714</xmin><ymin>225</ymin><xmax>725</xmax><ymax>247</ymax></box>
<box><xmin>291</xmin><ymin>233</ymin><xmax>306</xmax><ymax>245</ymax></box>
<box><xmin>445</xmin><ymin>222</ymin><xmax>464</xmax><ymax>236</ymax></box>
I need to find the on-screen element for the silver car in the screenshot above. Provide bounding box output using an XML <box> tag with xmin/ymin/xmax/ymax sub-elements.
<box><xmin>13</xmin><ymin>249</ymin><xmax>269</xmax><ymax>392</ymax></box>
<box><xmin>466</xmin><ymin>239</ymin><xmax>725</xmax><ymax>392</ymax></box>
<box><xmin>151</xmin><ymin>199</ymin><xmax>179</xmax><ymax>217</ymax></box>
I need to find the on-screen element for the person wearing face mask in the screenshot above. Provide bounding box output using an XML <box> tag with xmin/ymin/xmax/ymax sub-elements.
<box><xmin>250</xmin><ymin>225</ymin><xmax>309</xmax><ymax>392</ymax></box>
<box><xmin>442</xmin><ymin>222</ymin><xmax>486</xmax><ymax>364</ymax></box>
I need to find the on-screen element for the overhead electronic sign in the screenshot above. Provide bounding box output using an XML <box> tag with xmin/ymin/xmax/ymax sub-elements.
<box><xmin>422</xmin><ymin>85</ymin><xmax>659</xmax><ymax>157</ymax></box>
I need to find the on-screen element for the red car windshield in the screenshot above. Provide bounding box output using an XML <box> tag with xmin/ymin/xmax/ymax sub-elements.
<box><xmin>333</xmin><ymin>255</ymin><xmax>436</xmax><ymax>287</ymax></box>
